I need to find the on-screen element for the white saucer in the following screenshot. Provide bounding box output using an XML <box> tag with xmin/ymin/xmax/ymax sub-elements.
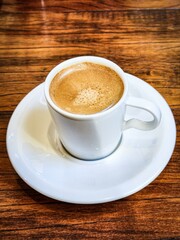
<box><xmin>6</xmin><ymin>73</ymin><xmax>176</xmax><ymax>204</ymax></box>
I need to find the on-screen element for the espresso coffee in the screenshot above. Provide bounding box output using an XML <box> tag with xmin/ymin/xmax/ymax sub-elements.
<box><xmin>50</xmin><ymin>62</ymin><xmax>124</xmax><ymax>114</ymax></box>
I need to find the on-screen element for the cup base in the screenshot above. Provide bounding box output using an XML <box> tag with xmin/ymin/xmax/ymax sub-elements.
<box><xmin>56</xmin><ymin>136</ymin><xmax>123</xmax><ymax>161</ymax></box>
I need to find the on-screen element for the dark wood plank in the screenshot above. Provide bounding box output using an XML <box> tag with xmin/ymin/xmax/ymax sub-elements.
<box><xmin>1</xmin><ymin>0</ymin><xmax>180</xmax><ymax>13</ymax></box>
<box><xmin>0</xmin><ymin>10</ymin><xmax>179</xmax><ymax>46</ymax></box>
<box><xmin>0</xmin><ymin>199</ymin><xmax>179</xmax><ymax>240</ymax></box>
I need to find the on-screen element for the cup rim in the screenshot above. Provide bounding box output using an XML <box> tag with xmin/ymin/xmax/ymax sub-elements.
<box><xmin>44</xmin><ymin>56</ymin><xmax>128</xmax><ymax>120</ymax></box>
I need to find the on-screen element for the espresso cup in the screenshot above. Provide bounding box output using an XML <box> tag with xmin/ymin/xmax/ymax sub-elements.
<box><xmin>45</xmin><ymin>56</ymin><xmax>161</xmax><ymax>160</ymax></box>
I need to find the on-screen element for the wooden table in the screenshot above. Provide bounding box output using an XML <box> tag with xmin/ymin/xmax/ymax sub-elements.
<box><xmin>0</xmin><ymin>1</ymin><xmax>179</xmax><ymax>239</ymax></box>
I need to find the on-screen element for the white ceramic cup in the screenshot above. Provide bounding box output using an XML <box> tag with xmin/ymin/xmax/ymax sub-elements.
<box><xmin>45</xmin><ymin>56</ymin><xmax>161</xmax><ymax>160</ymax></box>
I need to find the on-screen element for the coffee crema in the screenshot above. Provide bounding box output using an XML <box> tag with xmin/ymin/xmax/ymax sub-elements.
<box><xmin>50</xmin><ymin>62</ymin><xmax>124</xmax><ymax>114</ymax></box>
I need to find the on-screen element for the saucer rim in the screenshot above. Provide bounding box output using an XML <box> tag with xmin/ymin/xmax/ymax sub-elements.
<box><xmin>6</xmin><ymin>73</ymin><xmax>176</xmax><ymax>204</ymax></box>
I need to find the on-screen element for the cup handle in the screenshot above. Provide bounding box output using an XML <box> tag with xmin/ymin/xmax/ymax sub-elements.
<box><xmin>123</xmin><ymin>96</ymin><xmax>161</xmax><ymax>131</ymax></box>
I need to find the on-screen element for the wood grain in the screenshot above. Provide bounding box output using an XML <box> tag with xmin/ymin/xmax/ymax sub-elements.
<box><xmin>0</xmin><ymin>1</ymin><xmax>179</xmax><ymax>239</ymax></box>
<box><xmin>1</xmin><ymin>0</ymin><xmax>180</xmax><ymax>12</ymax></box>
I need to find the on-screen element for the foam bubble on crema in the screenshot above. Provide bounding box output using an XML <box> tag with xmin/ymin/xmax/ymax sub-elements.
<box><xmin>73</xmin><ymin>87</ymin><xmax>99</xmax><ymax>106</ymax></box>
